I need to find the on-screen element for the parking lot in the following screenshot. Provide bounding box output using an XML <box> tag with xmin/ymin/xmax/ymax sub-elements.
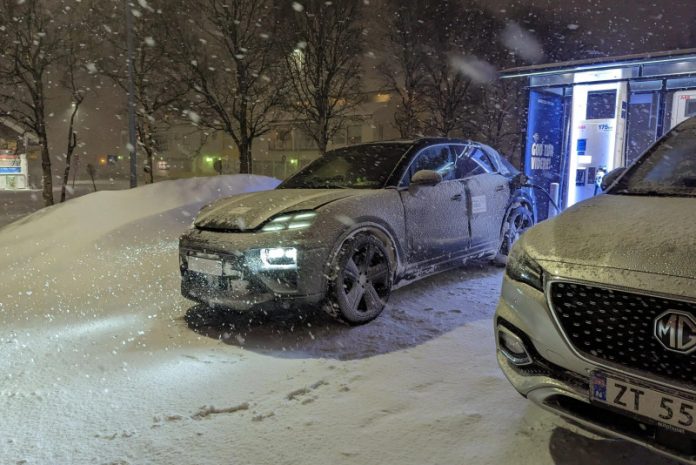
<box><xmin>0</xmin><ymin>177</ymin><xmax>678</xmax><ymax>465</ymax></box>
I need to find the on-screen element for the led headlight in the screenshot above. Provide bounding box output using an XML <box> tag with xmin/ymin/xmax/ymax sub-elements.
<box><xmin>261</xmin><ymin>211</ymin><xmax>317</xmax><ymax>232</ymax></box>
<box><xmin>506</xmin><ymin>245</ymin><xmax>544</xmax><ymax>291</ymax></box>
<box><xmin>259</xmin><ymin>247</ymin><xmax>298</xmax><ymax>270</ymax></box>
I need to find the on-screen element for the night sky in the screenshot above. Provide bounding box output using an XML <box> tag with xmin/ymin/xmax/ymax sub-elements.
<box><xmin>481</xmin><ymin>0</ymin><xmax>694</xmax><ymax>57</ymax></box>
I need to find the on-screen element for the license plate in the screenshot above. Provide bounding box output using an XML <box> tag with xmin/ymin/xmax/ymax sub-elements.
<box><xmin>591</xmin><ymin>371</ymin><xmax>696</xmax><ymax>434</ymax></box>
<box><xmin>187</xmin><ymin>256</ymin><xmax>223</xmax><ymax>276</ymax></box>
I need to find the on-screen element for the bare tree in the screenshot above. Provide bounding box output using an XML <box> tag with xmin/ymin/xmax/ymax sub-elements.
<box><xmin>59</xmin><ymin>29</ymin><xmax>90</xmax><ymax>203</ymax></box>
<box><xmin>284</xmin><ymin>0</ymin><xmax>365</xmax><ymax>155</ymax></box>
<box><xmin>177</xmin><ymin>0</ymin><xmax>289</xmax><ymax>174</ymax></box>
<box><xmin>95</xmin><ymin>0</ymin><xmax>191</xmax><ymax>184</ymax></box>
<box><xmin>0</xmin><ymin>0</ymin><xmax>74</xmax><ymax>206</ymax></box>
<box><xmin>378</xmin><ymin>0</ymin><xmax>429</xmax><ymax>138</ymax></box>
<box><xmin>420</xmin><ymin>2</ymin><xmax>500</xmax><ymax>137</ymax></box>
<box><xmin>471</xmin><ymin>80</ymin><xmax>526</xmax><ymax>163</ymax></box>
<box><xmin>422</xmin><ymin>62</ymin><xmax>475</xmax><ymax>137</ymax></box>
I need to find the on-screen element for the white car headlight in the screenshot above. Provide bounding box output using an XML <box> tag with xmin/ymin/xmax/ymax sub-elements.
<box><xmin>506</xmin><ymin>245</ymin><xmax>544</xmax><ymax>291</ymax></box>
<box><xmin>261</xmin><ymin>211</ymin><xmax>317</xmax><ymax>232</ymax></box>
<box><xmin>259</xmin><ymin>247</ymin><xmax>298</xmax><ymax>270</ymax></box>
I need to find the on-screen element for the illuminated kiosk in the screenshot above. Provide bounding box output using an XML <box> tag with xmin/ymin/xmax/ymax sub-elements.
<box><xmin>501</xmin><ymin>49</ymin><xmax>696</xmax><ymax>220</ymax></box>
<box><xmin>0</xmin><ymin>118</ymin><xmax>37</xmax><ymax>190</ymax></box>
<box><xmin>0</xmin><ymin>151</ymin><xmax>29</xmax><ymax>190</ymax></box>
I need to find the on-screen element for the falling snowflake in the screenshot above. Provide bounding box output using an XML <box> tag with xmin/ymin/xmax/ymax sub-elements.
<box><xmin>449</xmin><ymin>55</ymin><xmax>497</xmax><ymax>84</ymax></box>
<box><xmin>137</xmin><ymin>0</ymin><xmax>154</xmax><ymax>11</ymax></box>
<box><xmin>184</xmin><ymin>110</ymin><xmax>201</xmax><ymax>124</ymax></box>
<box><xmin>292</xmin><ymin>2</ymin><xmax>304</xmax><ymax>12</ymax></box>
<box><xmin>501</xmin><ymin>22</ymin><xmax>544</xmax><ymax>63</ymax></box>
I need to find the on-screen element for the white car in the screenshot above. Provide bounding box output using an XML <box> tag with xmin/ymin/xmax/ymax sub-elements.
<box><xmin>496</xmin><ymin>118</ymin><xmax>696</xmax><ymax>462</ymax></box>
<box><xmin>179</xmin><ymin>139</ymin><xmax>535</xmax><ymax>324</ymax></box>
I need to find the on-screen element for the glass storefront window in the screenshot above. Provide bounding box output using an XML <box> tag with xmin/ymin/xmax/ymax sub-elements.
<box><xmin>626</xmin><ymin>92</ymin><xmax>661</xmax><ymax>166</ymax></box>
<box><xmin>663</xmin><ymin>88</ymin><xmax>696</xmax><ymax>134</ymax></box>
<box><xmin>586</xmin><ymin>90</ymin><xmax>617</xmax><ymax>119</ymax></box>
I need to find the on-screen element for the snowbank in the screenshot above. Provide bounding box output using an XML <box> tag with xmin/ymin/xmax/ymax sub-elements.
<box><xmin>0</xmin><ymin>174</ymin><xmax>280</xmax><ymax>249</ymax></box>
<box><xmin>0</xmin><ymin>175</ymin><xmax>280</xmax><ymax>326</ymax></box>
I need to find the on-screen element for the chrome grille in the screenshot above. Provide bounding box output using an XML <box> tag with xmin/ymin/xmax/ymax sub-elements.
<box><xmin>549</xmin><ymin>281</ymin><xmax>696</xmax><ymax>387</ymax></box>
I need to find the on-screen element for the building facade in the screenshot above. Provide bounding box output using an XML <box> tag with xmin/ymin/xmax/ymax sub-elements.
<box><xmin>142</xmin><ymin>91</ymin><xmax>401</xmax><ymax>181</ymax></box>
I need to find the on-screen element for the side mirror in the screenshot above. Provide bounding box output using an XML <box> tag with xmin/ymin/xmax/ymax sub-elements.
<box><xmin>600</xmin><ymin>167</ymin><xmax>626</xmax><ymax>191</ymax></box>
<box><xmin>510</xmin><ymin>172</ymin><xmax>529</xmax><ymax>189</ymax></box>
<box><xmin>411</xmin><ymin>169</ymin><xmax>442</xmax><ymax>186</ymax></box>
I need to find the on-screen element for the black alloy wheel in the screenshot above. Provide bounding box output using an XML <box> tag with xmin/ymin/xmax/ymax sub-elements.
<box><xmin>327</xmin><ymin>234</ymin><xmax>392</xmax><ymax>324</ymax></box>
<box><xmin>496</xmin><ymin>204</ymin><xmax>534</xmax><ymax>265</ymax></box>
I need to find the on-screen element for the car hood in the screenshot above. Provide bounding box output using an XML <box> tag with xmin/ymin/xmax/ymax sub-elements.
<box><xmin>523</xmin><ymin>194</ymin><xmax>696</xmax><ymax>279</ymax></box>
<box><xmin>193</xmin><ymin>188</ymin><xmax>364</xmax><ymax>231</ymax></box>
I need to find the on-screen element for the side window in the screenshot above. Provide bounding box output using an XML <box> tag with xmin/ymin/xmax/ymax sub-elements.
<box><xmin>404</xmin><ymin>145</ymin><xmax>455</xmax><ymax>185</ymax></box>
<box><xmin>455</xmin><ymin>147</ymin><xmax>494</xmax><ymax>179</ymax></box>
<box><xmin>472</xmin><ymin>148</ymin><xmax>497</xmax><ymax>173</ymax></box>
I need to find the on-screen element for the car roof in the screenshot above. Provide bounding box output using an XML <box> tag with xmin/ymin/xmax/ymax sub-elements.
<box><xmin>344</xmin><ymin>137</ymin><xmax>478</xmax><ymax>146</ymax></box>
<box><xmin>377</xmin><ymin>137</ymin><xmax>476</xmax><ymax>145</ymax></box>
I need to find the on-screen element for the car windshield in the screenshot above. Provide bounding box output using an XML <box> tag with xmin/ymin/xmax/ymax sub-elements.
<box><xmin>612</xmin><ymin>123</ymin><xmax>696</xmax><ymax>197</ymax></box>
<box><xmin>496</xmin><ymin>153</ymin><xmax>519</xmax><ymax>177</ymax></box>
<box><xmin>278</xmin><ymin>144</ymin><xmax>410</xmax><ymax>189</ymax></box>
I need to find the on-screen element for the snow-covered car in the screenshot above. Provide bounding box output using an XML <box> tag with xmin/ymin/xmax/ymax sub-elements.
<box><xmin>179</xmin><ymin>138</ymin><xmax>535</xmax><ymax>324</ymax></box>
<box><xmin>495</xmin><ymin>119</ymin><xmax>696</xmax><ymax>462</ymax></box>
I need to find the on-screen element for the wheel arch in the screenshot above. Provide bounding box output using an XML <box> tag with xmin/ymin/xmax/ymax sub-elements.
<box><xmin>322</xmin><ymin>221</ymin><xmax>402</xmax><ymax>293</ymax></box>
<box><xmin>500</xmin><ymin>189</ymin><xmax>536</xmax><ymax>237</ymax></box>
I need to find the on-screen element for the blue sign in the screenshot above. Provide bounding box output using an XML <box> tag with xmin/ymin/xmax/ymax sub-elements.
<box><xmin>525</xmin><ymin>90</ymin><xmax>565</xmax><ymax>220</ymax></box>
<box><xmin>0</xmin><ymin>167</ymin><xmax>21</xmax><ymax>174</ymax></box>
<box><xmin>577</xmin><ymin>139</ymin><xmax>587</xmax><ymax>155</ymax></box>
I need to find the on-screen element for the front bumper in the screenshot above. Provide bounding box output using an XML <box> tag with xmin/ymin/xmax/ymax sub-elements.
<box><xmin>179</xmin><ymin>228</ymin><xmax>330</xmax><ymax>311</ymax></box>
<box><xmin>495</xmin><ymin>272</ymin><xmax>696</xmax><ymax>463</ymax></box>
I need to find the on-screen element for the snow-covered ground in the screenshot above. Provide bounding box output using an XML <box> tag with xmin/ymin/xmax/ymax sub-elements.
<box><xmin>0</xmin><ymin>176</ymin><xmax>677</xmax><ymax>465</ymax></box>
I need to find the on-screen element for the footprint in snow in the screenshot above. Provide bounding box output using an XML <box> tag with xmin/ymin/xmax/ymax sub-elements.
<box><xmin>191</xmin><ymin>402</ymin><xmax>250</xmax><ymax>420</ymax></box>
<box><xmin>286</xmin><ymin>380</ymin><xmax>328</xmax><ymax>401</ymax></box>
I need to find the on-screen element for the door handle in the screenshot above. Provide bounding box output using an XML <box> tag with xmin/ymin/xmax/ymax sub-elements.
<box><xmin>495</xmin><ymin>185</ymin><xmax>505</xmax><ymax>192</ymax></box>
<box><xmin>451</xmin><ymin>194</ymin><xmax>463</xmax><ymax>201</ymax></box>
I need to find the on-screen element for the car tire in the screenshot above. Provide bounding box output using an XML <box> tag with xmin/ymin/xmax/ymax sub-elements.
<box><xmin>325</xmin><ymin>233</ymin><xmax>393</xmax><ymax>325</ymax></box>
<box><xmin>494</xmin><ymin>204</ymin><xmax>534</xmax><ymax>266</ymax></box>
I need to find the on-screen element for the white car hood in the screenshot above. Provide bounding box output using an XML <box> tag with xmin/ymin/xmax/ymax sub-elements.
<box><xmin>193</xmin><ymin>188</ymin><xmax>363</xmax><ymax>231</ymax></box>
<box><xmin>523</xmin><ymin>194</ymin><xmax>696</xmax><ymax>280</ymax></box>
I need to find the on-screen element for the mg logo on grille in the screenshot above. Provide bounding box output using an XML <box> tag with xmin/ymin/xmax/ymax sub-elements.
<box><xmin>654</xmin><ymin>311</ymin><xmax>696</xmax><ymax>354</ymax></box>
